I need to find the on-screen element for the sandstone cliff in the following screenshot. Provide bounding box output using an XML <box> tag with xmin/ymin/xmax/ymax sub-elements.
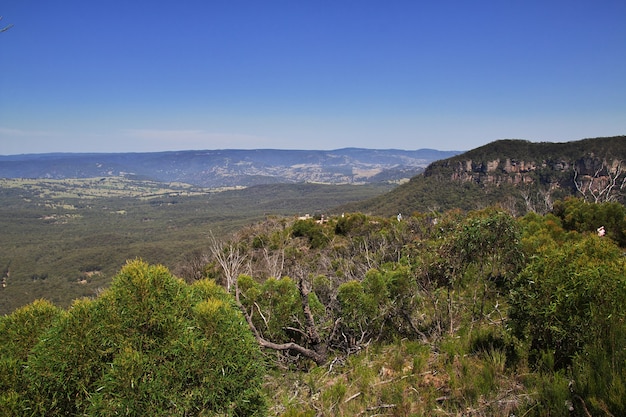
<box><xmin>425</xmin><ymin>137</ymin><xmax>626</xmax><ymax>204</ymax></box>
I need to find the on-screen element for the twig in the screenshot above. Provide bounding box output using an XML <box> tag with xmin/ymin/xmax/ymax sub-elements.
<box><xmin>344</xmin><ymin>392</ymin><xmax>361</xmax><ymax>403</ymax></box>
<box><xmin>254</xmin><ymin>302</ymin><xmax>269</xmax><ymax>330</ymax></box>
<box><xmin>574</xmin><ymin>394</ymin><xmax>595</xmax><ymax>417</ymax></box>
<box><xmin>373</xmin><ymin>379</ymin><xmax>394</xmax><ymax>387</ymax></box>
<box><xmin>357</xmin><ymin>403</ymin><xmax>396</xmax><ymax>416</ymax></box>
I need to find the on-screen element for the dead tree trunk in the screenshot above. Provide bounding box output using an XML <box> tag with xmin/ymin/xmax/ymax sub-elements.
<box><xmin>208</xmin><ymin>232</ymin><xmax>246</xmax><ymax>293</ymax></box>
<box><xmin>297</xmin><ymin>276</ymin><xmax>328</xmax><ymax>364</ymax></box>
<box><xmin>234</xmin><ymin>276</ymin><xmax>328</xmax><ymax>365</ymax></box>
<box><xmin>573</xmin><ymin>161</ymin><xmax>626</xmax><ymax>203</ymax></box>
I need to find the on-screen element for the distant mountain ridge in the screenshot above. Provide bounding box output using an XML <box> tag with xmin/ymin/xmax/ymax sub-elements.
<box><xmin>0</xmin><ymin>148</ymin><xmax>460</xmax><ymax>188</ymax></box>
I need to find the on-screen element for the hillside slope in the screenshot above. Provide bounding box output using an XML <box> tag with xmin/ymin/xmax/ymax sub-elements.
<box><xmin>342</xmin><ymin>136</ymin><xmax>626</xmax><ymax>216</ymax></box>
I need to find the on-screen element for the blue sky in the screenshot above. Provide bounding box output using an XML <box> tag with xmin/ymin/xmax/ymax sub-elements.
<box><xmin>1</xmin><ymin>1</ymin><xmax>624</xmax><ymax>154</ymax></box>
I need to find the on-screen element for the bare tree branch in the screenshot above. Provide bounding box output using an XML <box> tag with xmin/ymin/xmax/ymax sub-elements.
<box><xmin>0</xmin><ymin>16</ymin><xmax>13</xmax><ymax>33</ymax></box>
<box><xmin>263</xmin><ymin>247</ymin><xmax>284</xmax><ymax>279</ymax></box>
<box><xmin>234</xmin><ymin>276</ymin><xmax>328</xmax><ymax>365</ymax></box>
<box><xmin>573</xmin><ymin>161</ymin><xmax>626</xmax><ymax>203</ymax></box>
<box><xmin>208</xmin><ymin>231</ymin><xmax>246</xmax><ymax>292</ymax></box>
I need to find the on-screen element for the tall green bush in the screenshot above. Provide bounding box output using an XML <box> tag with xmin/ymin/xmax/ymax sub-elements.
<box><xmin>17</xmin><ymin>260</ymin><xmax>266</xmax><ymax>416</ymax></box>
<box><xmin>509</xmin><ymin>233</ymin><xmax>626</xmax><ymax>414</ymax></box>
<box><xmin>0</xmin><ymin>299</ymin><xmax>63</xmax><ymax>414</ymax></box>
<box><xmin>238</xmin><ymin>274</ymin><xmax>303</xmax><ymax>343</ymax></box>
<box><xmin>509</xmin><ymin>235</ymin><xmax>625</xmax><ymax>368</ymax></box>
<box><xmin>451</xmin><ymin>208</ymin><xmax>524</xmax><ymax>286</ymax></box>
<box><xmin>291</xmin><ymin>219</ymin><xmax>329</xmax><ymax>249</ymax></box>
<box><xmin>553</xmin><ymin>197</ymin><xmax>626</xmax><ymax>246</ymax></box>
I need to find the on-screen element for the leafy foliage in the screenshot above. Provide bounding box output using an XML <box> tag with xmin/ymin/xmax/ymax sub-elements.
<box><xmin>201</xmin><ymin>202</ymin><xmax>626</xmax><ymax>415</ymax></box>
<box><xmin>509</xmin><ymin>209</ymin><xmax>626</xmax><ymax>415</ymax></box>
<box><xmin>509</xmin><ymin>235</ymin><xmax>626</xmax><ymax>369</ymax></box>
<box><xmin>2</xmin><ymin>260</ymin><xmax>266</xmax><ymax>416</ymax></box>
<box><xmin>553</xmin><ymin>197</ymin><xmax>626</xmax><ymax>246</ymax></box>
<box><xmin>337</xmin><ymin>266</ymin><xmax>423</xmax><ymax>345</ymax></box>
<box><xmin>291</xmin><ymin>219</ymin><xmax>329</xmax><ymax>249</ymax></box>
<box><xmin>238</xmin><ymin>275</ymin><xmax>305</xmax><ymax>344</ymax></box>
<box><xmin>0</xmin><ymin>300</ymin><xmax>63</xmax><ymax>414</ymax></box>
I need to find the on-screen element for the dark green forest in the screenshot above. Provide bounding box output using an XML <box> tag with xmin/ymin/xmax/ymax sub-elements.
<box><xmin>2</xmin><ymin>198</ymin><xmax>626</xmax><ymax>416</ymax></box>
<box><xmin>0</xmin><ymin>179</ymin><xmax>393</xmax><ymax>314</ymax></box>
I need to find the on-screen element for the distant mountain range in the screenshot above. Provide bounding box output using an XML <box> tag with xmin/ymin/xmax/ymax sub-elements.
<box><xmin>0</xmin><ymin>148</ymin><xmax>460</xmax><ymax>188</ymax></box>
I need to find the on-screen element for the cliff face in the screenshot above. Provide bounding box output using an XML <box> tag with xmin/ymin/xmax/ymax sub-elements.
<box><xmin>428</xmin><ymin>136</ymin><xmax>625</xmax><ymax>188</ymax></box>
<box><xmin>447</xmin><ymin>155</ymin><xmax>623</xmax><ymax>190</ymax></box>
<box><xmin>449</xmin><ymin>158</ymin><xmax>539</xmax><ymax>185</ymax></box>
<box><xmin>420</xmin><ymin>137</ymin><xmax>626</xmax><ymax>207</ymax></box>
<box><xmin>448</xmin><ymin>156</ymin><xmax>577</xmax><ymax>183</ymax></box>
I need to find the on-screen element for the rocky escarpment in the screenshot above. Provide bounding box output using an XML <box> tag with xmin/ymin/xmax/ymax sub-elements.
<box><xmin>422</xmin><ymin>137</ymin><xmax>626</xmax><ymax>207</ymax></box>
<box><xmin>443</xmin><ymin>155</ymin><xmax>623</xmax><ymax>194</ymax></box>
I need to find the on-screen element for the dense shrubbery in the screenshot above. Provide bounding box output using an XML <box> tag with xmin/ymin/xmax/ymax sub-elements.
<box><xmin>0</xmin><ymin>260</ymin><xmax>266</xmax><ymax>416</ymax></box>
<box><xmin>291</xmin><ymin>218</ymin><xmax>329</xmax><ymax>249</ymax></box>
<box><xmin>510</xmin><ymin>234</ymin><xmax>625</xmax><ymax>369</ymax></box>
<box><xmin>511</xmin><ymin>210</ymin><xmax>626</xmax><ymax>415</ymax></box>
<box><xmin>208</xmin><ymin>200</ymin><xmax>626</xmax><ymax>415</ymax></box>
<box><xmin>2</xmin><ymin>199</ymin><xmax>625</xmax><ymax>416</ymax></box>
<box><xmin>0</xmin><ymin>299</ymin><xmax>63</xmax><ymax>414</ymax></box>
<box><xmin>553</xmin><ymin>197</ymin><xmax>626</xmax><ymax>246</ymax></box>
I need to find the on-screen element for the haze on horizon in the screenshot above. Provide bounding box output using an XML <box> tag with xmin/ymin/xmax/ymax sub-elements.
<box><xmin>1</xmin><ymin>1</ymin><xmax>625</xmax><ymax>155</ymax></box>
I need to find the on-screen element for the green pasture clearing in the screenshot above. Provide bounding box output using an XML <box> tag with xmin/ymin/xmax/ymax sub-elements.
<box><xmin>0</xmin><ymin>177</ymin><xmax>212</xmax><ymax>199</ymax></box>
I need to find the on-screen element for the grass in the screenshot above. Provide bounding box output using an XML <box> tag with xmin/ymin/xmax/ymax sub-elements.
<box><xmin>263</xmin><ymin>336</ymin><xmax>531</xmax><ymax>416</ymax></box>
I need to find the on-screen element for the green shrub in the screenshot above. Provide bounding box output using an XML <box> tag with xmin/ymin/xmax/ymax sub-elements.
<box><xmin>509</xmin><ymin>235</ymin><xmax>626</xmax><ymax>370</ymax></box>
<box><xmin>573</xmin><ymin>326</ymin><xmax>626</xmax><ymax>416</ymax></box>
<box><xmin>553</xmin><ymin>198</ymin><xmax>626</xmax><ymax>246</ymax></box>
<box><xmin>239</xmin><ymin>275</ymin><xmax>303</xmax><ymax>344</ymax></box>
<box><xmin>334</xmin><ymin>213</ymin><xmax>367</xmax><ymax>236</ymax></box>
<box><xmin>291</xmin><ymin>219</ymin><xmax>329</xmax><ymax>249</ymax></box>
<box><xmin>469</xmin><ymin>326</ymin><xmax>519</xmax><ymax>370</ymax></box>
<box><xmin>522</xmin><ymin>370</ymin><xmax>572</xmax><ymax>417</ymax></box>
<box><xmin>337</xmin><ymin>280</ymin><xmax>370</xmax><ymax>334</ymax></box>
<box><xmin>0</xmin><ymin>300</ymin><xmax>63</xmax><ymax>415</ymax></box>
<box><xmin>509</xmin><ymin>231</ymin><xmax>626</xmax><ymax>415</ymax></box>
<box><xmin>20</xmin><ymin>260</ymin><xmax>266</xmax><ymax>416</ymax></box>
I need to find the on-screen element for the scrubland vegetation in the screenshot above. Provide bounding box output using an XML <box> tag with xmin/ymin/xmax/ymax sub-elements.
<box><xmin>2</xmin><ymin>196</ymin><xmax>625</xmax><ymax>416</ymax></box>
<box><xmin>0</xmin><ymin>178</ymin><xmax>392</xmax><ymax>314</ymax></box>
<box><xmin>0</xmin><ymin>261</ymin><xmax>266</xmax><ymax>416</ymax></box>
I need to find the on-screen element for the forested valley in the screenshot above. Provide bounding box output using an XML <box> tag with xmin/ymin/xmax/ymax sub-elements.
<box><xmin>2</xmin><ymin>197</ymin><xmax>626</xmax><ymax>416</ymax></box>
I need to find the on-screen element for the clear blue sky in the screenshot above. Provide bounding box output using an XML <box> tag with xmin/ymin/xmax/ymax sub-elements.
<box><xmin>1</xmin><ymin>1</ymin><xmax>625</xmax><ymax>154</ymax></box>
